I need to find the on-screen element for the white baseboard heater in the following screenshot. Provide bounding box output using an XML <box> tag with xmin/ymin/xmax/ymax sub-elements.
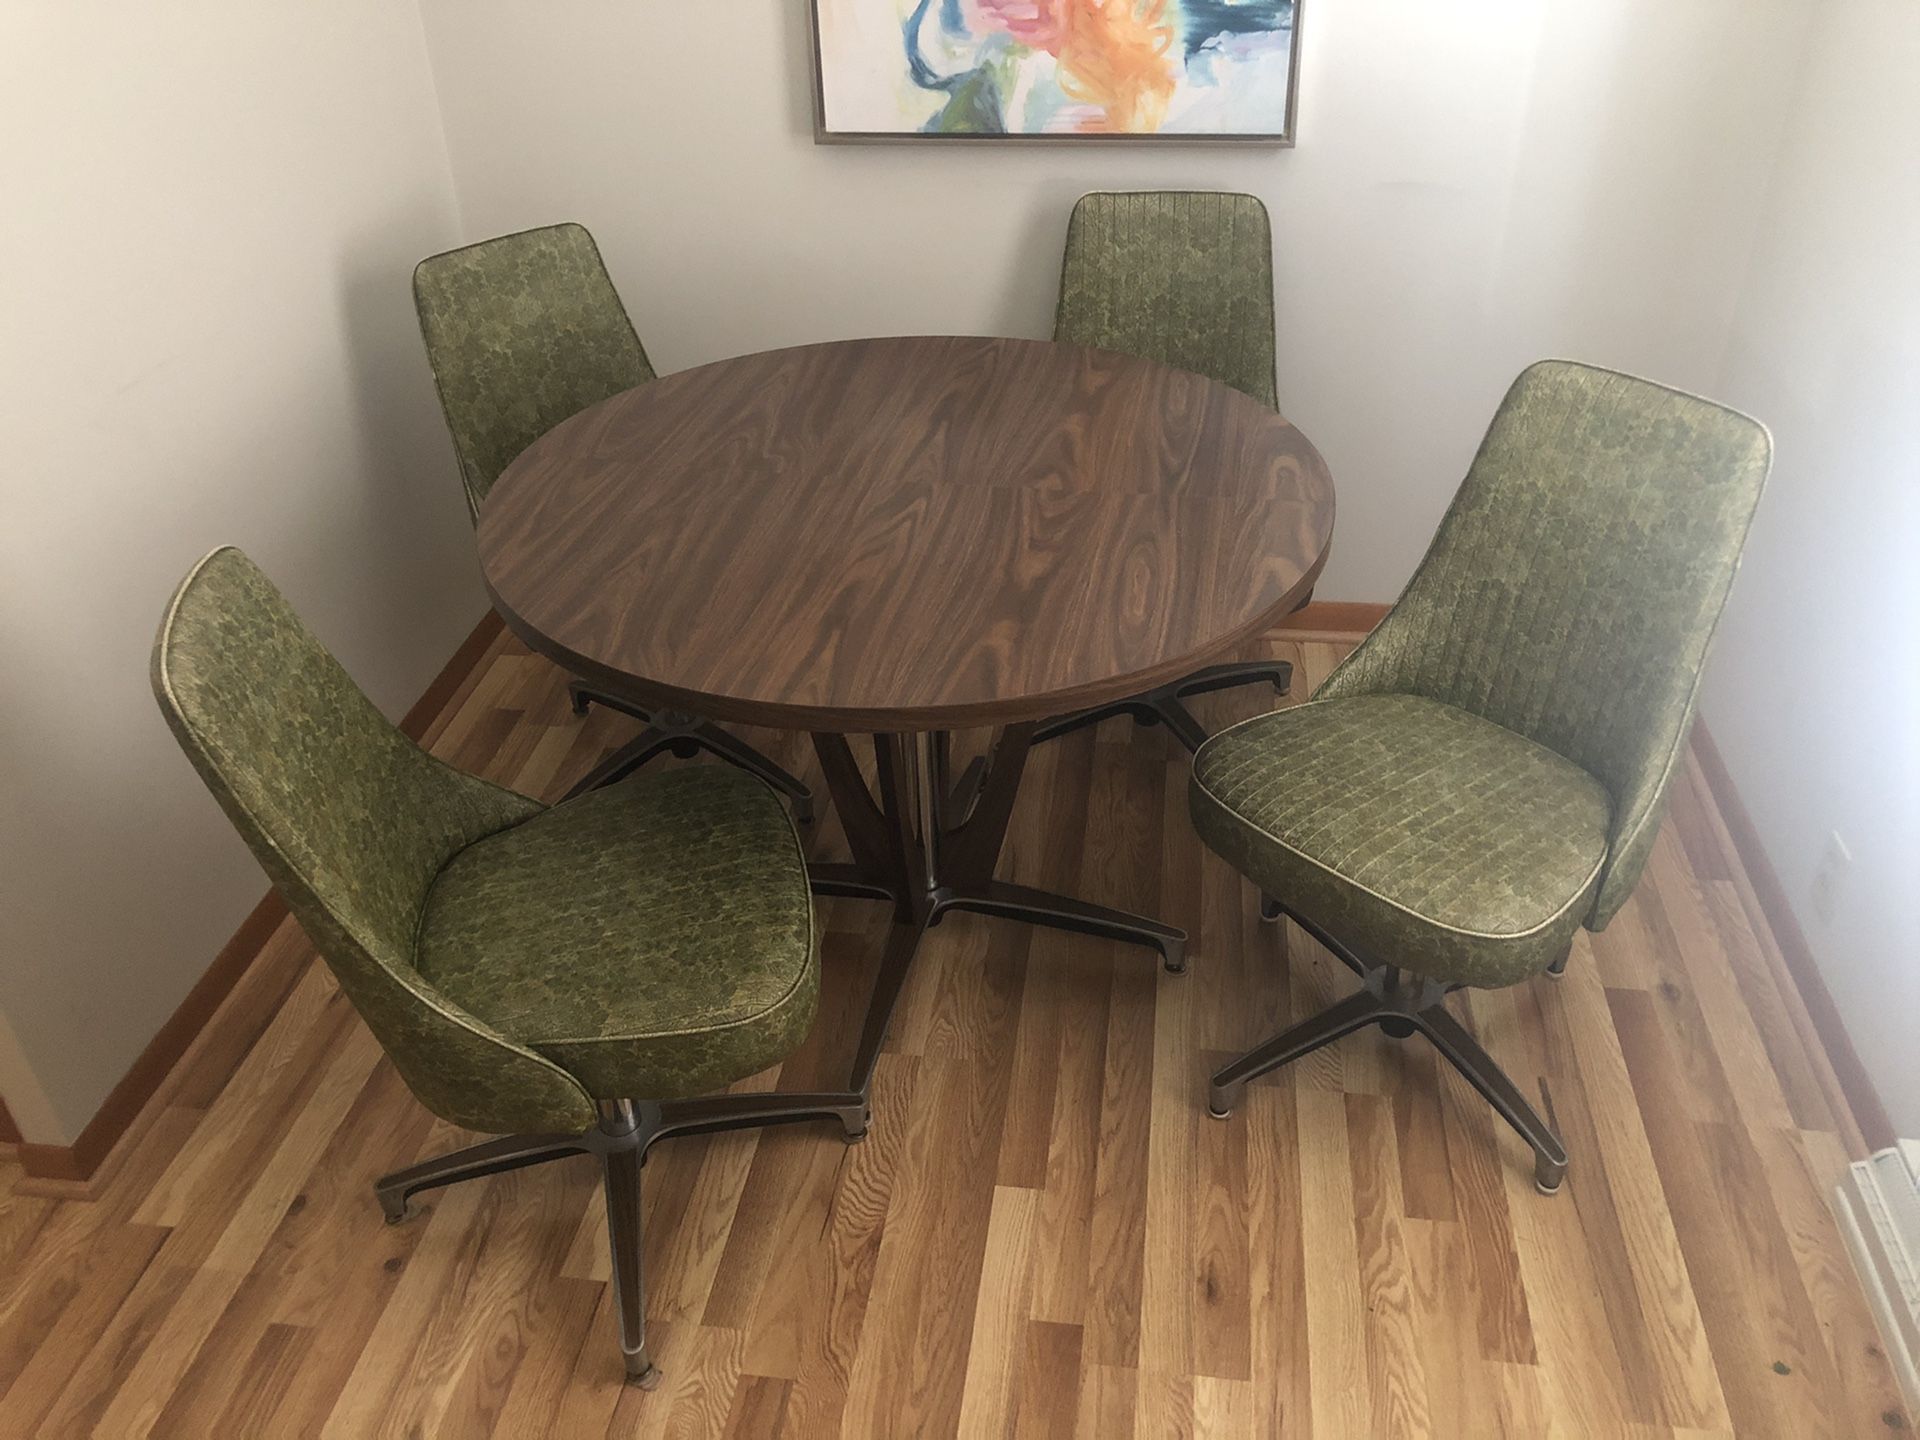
<box><xmin>1836</xmin><ymin>1140</ymin><xmax>1920</xmax><ymax>1417</ymax></box>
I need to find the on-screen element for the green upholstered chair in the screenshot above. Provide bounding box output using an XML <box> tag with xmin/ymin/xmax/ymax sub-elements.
<box><xmin>1192</xmin><ymin>361</ymin><xmax>1771</xmax><ymax>1193</ymax></box>
<box><xmin>412</xmin><ymin>222</ymin><xmax>813</xmax><ymax>817</ymax></box>
<box><xmin>1035</xmin><ymin>190</ymin><xmax>1300</xmax><ymax>752</ymax></box>
<box><xmin>152</xmin><ymin>547</ymin><xmax>864</xmax><ymax>1386</ymax></box>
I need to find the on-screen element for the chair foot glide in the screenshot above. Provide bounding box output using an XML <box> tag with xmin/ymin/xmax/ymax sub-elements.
<box><xmin>1206</xmin><ymin>1079</ymin><xmax>1240</xmax><ymax>1120</ymax></box>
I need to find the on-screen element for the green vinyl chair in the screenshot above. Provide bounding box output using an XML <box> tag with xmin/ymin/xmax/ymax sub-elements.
<box><xmin>1034</xmin><ymin>190</ymin><xmax>1300</xmax><ymax>753</ymax></box>
<box><xmin>152</xmin><ymin>547</ymin><xmax>864</xmax><ymax>1386</ymax></box>
<box><xmin>412</xmin><ymin>222</ymin><xmax>813</xmax><ymax>817</ymax></box>
<box><xmin>1192</xmin><ymin>361</ymin><xmax>1771</xmax><ymax>1192</ymax></box>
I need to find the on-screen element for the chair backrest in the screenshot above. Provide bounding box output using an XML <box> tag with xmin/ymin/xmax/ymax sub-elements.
<box><xmin>1053</xmin><ymin>190</ymin><xmax>1279</xmax><ymax>410</ymax></box>
<box><xmin>413</xmin><ymin>222</ymin><xmax>655</xmax><ymax>518</ymax></box>
<box><xmin>152</xmin><ymin>547</ymin><xmax>596</xmax><ymax>1133</ymax></box>
<box><xmin>1318</xmin><ymin>360</ymin><xmax>1772</xmax><ymax>928</ymax></box>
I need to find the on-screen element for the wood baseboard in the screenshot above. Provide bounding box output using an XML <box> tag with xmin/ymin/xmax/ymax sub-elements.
<box><xmin>401</xmin><ymin>612</ymin><xmax>505</xmax><ymax>740</ymax></box>
<box><xmin>16</xmin><ymin>892</ymin><xmax>289</xmax><ymax>1185</ymax></box>
<box><xmin>1270</xmin><ymin>600</ymin><xmax>1390</xmax><ymax>638</ymax></box>
<box><xmin>11</xmin><ymin>610</ymin><xmax>506</xmax><ymax>1184</ymax></box>
<box><xmin>1691</xmin><ymin>721</ymin><xmax>1894</xmax><ymax>1152</ymax></box>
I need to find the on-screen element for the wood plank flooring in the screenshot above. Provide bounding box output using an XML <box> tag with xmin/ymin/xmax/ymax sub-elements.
<box><xmin>2</xmin><ymin>627</ymin><xmax>1909</xmax><ymax>1438</ymax></box>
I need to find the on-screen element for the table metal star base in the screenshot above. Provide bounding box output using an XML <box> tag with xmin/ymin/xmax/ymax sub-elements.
<box><xmin>809</xmin><ymin>724</ymin><xmax>1186</xmax><ymax>1098</ymax></box>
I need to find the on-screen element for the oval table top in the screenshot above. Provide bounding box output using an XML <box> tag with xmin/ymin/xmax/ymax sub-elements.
<box><xmin>477</xmin><ymin>335</ymin><xmax>1335</xmax><ymax>733</ymax></box>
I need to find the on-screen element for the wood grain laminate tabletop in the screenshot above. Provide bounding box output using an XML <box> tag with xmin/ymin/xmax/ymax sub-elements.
<box><xmin>477</xmin><ymin>335</ymin><xmax>1334</xmax><ymax>732</ymax></box>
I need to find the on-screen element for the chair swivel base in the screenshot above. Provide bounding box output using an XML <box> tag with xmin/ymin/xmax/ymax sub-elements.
<box><xmin>1212</xmin><ymin>907</ymin><xmax>1568</xmax><ymax>1196</ymax></box>
<box><xmin>374</xmin><ymin>1090</ymin><xmax>868</xmax><ymax>1386</ymax></box>
<box><xmin>566</xmin><ymin>682</ymin><xmax>814</xmax><ymax>822</ymax></box>
<box><xmin>1031</xmin><ymin>659</ymin><xmax>1294</xmax><ymax>754</ymax></box>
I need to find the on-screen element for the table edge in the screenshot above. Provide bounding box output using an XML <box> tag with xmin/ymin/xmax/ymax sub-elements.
<box><xmin>484</xmin><ymin>538</ymin><xmax>1329</xmax><ymax>735</ymax></box>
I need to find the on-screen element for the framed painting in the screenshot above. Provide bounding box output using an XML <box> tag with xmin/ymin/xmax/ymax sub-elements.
<box><xmin>810</xmin><ymin>1</ymin><xmax>1302</xmax><ymax>144</ymax></box>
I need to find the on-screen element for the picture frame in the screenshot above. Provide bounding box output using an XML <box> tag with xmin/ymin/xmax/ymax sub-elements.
<box><xmin>809</xmin><ymin>0</ymin><xmax>1302</xmax><ymax>145</ymax></box>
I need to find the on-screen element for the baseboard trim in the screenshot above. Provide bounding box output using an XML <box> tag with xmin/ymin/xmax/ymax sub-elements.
<box><xmin>11</xmin><ymin>610</ymin><xmax>506</xmax><ymax>1184</ymax></box>
<box><xmin>1270</xmin><ymin>600</ymin><xmax>1390</xmax><ymax>638</ymax></box>
<box><xmin>16</xmin><ymin>891</ymin><xmax>290</xmax><ymax>1185</ymax></box>
<box><xmin>1691</xmin><ymin>721</ymin><xmax>1895</xmax><ymax>1152</ymax></box>
<box><xmin>402</xmin><ymin>612</ymin><xmax>505</xmax><ymax>740</ymax></box>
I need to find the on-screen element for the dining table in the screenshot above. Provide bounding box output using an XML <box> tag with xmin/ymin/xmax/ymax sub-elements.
<box><xmin>477</xmin><ymin>333</ymin><xmax>1334</xmax><ymax>1139</ymax></box>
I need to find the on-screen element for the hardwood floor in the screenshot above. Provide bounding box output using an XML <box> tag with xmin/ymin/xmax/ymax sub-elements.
<box><xmin>1</xmin><ymin>627</ymin><xmax>1907</xmax><ymax>1438</ymax></box>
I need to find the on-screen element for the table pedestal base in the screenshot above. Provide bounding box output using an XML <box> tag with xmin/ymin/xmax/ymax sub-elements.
<box><xmin>809</xmin><ymin>726</ymin><xmax>1186</xmax><ymax>1099</ymax></box>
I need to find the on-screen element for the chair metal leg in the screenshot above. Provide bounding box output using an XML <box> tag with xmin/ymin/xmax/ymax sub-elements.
<box><xmin>371</xmin><ymin>1088</ymin><xmax>870</xmax><ymax>1390</ymax></box>
<box><xmin>568</xmin><ymin>680</ymin><xmax>653</xmax><ymax>724</ymax></box>
<box><xmin>682</xmin><ymin>720</ymin><xmax>816</xmax><ymax>824</ymax></box>
<box><xmin>560</xmin><ymin>706</ymin><xmax>817</xmax><ymax>823</ymax></box>
<box><xmin>374</xmin><ymin>1132</ymin><xmax>591</xmax><ymax>1224</ymax></box>
<box><xmin>1414</xmin><ymin>1006</ymin><xmax>1569</xmax><ymax>1194</ymax></box>
<box><xmin>1207</xmin><ymin>989</ymin><xmax>1383</xmax><ymax>1118</ymax></box>
<box><xmin>1545</xmin><ymin>945</ymin><xmax>1571</xmax><ymax>980</ymax></box>
<box><xmin>1207</xmin><ymin>953</ymin><xmax>1569</xmax><ymax>1192</ymax></box>
<box><xmin>653</xmin><ymin>1090</ymin><xmax>872</xmax><ymax>1147</ymax></box>
<box><xmin>597</xmin><ymin>1102</ymin><xmax>661</xmax><ymax>1388</ymax></box>
<box><xmin>563</xmin><ymin>727</ymin><xmax>682</xmax><ymax>801</ymax></box>
<box><xmin>1030</xmin><ymin>699</ymin><xmax>1163</xmax><ymax>745</ymax></box>
<box><xmin>1031</xmin><ymin>659</ymin><xmax>1290</xmax><ymax>754</ymax></box>
<box><xmin>1170</xmin><ymin>659</ymin><xmax>1294</xmax><ymax>701</ymax></box>
<box><xmin>1259</xmin><ymin>892</ymin><xmax>1284</xmax><ymax>923</ymax></box>
<box><xmin>1153</xmin><ymin>697</ymin><xmax>1210</xmax><ymax>755</ymax></box>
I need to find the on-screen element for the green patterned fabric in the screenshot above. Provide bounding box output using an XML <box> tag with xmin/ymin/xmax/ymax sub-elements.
<box><xmin>1191</xmin><ymin>695</ymin><xmax>1612</xmax><ymax>987</ymax></box>
<box><xmin>413</xmin><ymin>222</ymin><xmax>654</xmax><ymax>517</ymax></box>
<box><xmin>417</xmin><ymin>766</ymin><xmax>817</xmax><ymax>1101</ymax></box>
<box><xmin>1054</xmin><ymin>190</ymin><xmax>1278</xmax><ymax>409</ymax></box>
<box><xmin>1315</xmin><ymin>361</ymin><xmax>1771</xmax><ymax>930</ymax></box>
<box><xmin>153</xmin><ymin>548</ymin><xmax>817</xmax><ymax>1134</ymax></box>
<box><xmin>1193</xmin><ymin>362</ymin><xmax>1769</xmax><ymax>985</ymax></box>
<box><xmin>153</xmin><ymin>548</ymin><xmax>589</xmax><ymax>1133</ymax></box>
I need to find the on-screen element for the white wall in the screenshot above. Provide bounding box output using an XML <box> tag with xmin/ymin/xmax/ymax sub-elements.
<box><xmin>414</xmin><ymin>0</ymin><xmax>1809</xmax><ymax>602</ymax></box>
<box><xmin>1701</xmin><ymin>0</ymin><xmax>1920</xmax><ymax>1135</ymax></box>
<box><xmin>0</xmin><ymin>4</ymin><xmax>480</xmax><ymax>1143</ymax></box>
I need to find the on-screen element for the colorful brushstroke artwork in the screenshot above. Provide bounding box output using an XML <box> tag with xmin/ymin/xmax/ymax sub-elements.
<box><xmin>813</xmin><ymin>0</ymin><xmax>1300</xmax><ymax>141</ymax></box>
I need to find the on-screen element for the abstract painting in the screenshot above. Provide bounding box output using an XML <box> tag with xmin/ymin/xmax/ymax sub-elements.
<box><xmin>812</xmin><ymin>0</ymin><xmax>1300</xmax><ymax>142</ymax></box>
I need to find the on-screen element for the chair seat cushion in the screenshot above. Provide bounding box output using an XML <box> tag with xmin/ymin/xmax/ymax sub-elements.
<box><xmin>1190</xmin><ymin>695</ymin><xmax>1613</xmax><ymax>987</ymax></box>
<box><xmin>415</xmin><ymin>765</ymin><xmax>817</xmax><ymax>1102</ymax></box>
